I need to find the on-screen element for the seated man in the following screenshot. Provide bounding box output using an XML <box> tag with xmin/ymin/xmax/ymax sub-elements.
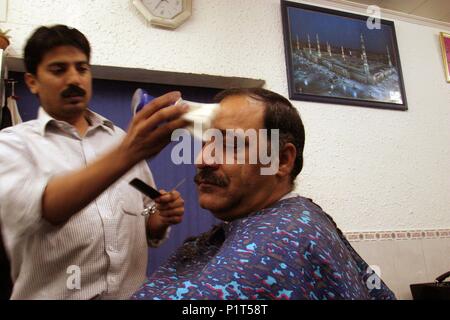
<box><xmin>132</xmin><ymin>88</ymin><xmax>396</xmax><ymax>300</ymax></box>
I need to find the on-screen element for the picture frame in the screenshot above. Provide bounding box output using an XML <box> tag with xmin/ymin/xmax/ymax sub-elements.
<box><xmin>439</xmin><ymin>32</ymin><xmax>450</xmax><ymax>83</ymax></box>
<box><xmin>281</xmin><ymin>1</ymin><xmax>408</xmax><ymax>111</ymax></box>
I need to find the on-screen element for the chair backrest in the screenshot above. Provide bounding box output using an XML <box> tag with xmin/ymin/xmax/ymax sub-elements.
<box><xmin>0</xmin><ymin>225</ymin><xmax>12</xmax><ymax>300</ymax></box>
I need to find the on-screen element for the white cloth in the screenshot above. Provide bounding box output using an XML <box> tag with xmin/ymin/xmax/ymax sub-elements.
<box><xmin>280</xmin><ymin>191</ymin><xmax>300</xmax><ymax>200</ymax></box>
<box><xmin>177</xmin><ymin>99</ymin><xmax>219</xmax><ymax>140</ymax></box>
<box><xmin>6</xmin><ymin>97</ymin><xmax>22</xmax><ymax>125</ymax></box>
<box><xmin>0</xmin><ymin>107</ymin><xmax>161</xmax><ymax>299</ymax></box>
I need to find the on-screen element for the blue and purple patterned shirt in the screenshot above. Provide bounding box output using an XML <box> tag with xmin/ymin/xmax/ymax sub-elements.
<box><xmin>132</xmin><ymin>196</ymin><xmax>396</xmax><ymax>300</ymax></box>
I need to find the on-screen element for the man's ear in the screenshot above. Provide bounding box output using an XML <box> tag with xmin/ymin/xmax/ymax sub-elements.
<box><xmin>277</xmin><ymin>142</ymin><xmax>296</xmax><ymax>179</ymax></box>
<box><xmin>24</xmin><ymin>73</ymin><xmax>38</xmax><ymax>95</ymax></box>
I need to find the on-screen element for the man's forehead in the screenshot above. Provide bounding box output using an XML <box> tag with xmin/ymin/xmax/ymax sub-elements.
<box><xmin>213</xmin><ymin>95</ymin><xmax>265</xmax><ymax>130</ymax></box>
<box><xmin>41</xmin><ymin>46</ymin><xmax>88</xmax><ymax>64</ymax></box>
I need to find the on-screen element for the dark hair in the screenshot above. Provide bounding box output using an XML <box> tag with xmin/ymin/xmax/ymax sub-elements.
<box><xmin>214</xmin><ymin>88</ymin><xmax>305</xmax><ymax>183</ymax></box>
<box><xmin>24</xmin><ymin>25</ymin><xmax>91</xmax><ymax>75</ymax></box>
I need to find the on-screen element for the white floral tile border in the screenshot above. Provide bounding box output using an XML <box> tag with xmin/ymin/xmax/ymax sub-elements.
<box><xmin>345</xmin><ymin>229</ymin><xmax>450</xmax><ymax>242</ymax></box>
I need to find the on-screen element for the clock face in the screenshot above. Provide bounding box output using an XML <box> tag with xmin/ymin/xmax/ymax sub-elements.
<box><xmin>142</xmin><ymin>0</ymin><xmax>183</xmax><ymax>19</ymax></box>
<box><xmin>133</xmin><ymin>0</ymin><xmax>192</xmax><ymax>29</ymax></box>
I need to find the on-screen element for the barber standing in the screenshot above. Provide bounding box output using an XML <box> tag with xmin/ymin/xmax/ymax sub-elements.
<box><xmin>0</xmin><ymin>25</ymin><xmax>188</xmax><ymax>299</ymax></box>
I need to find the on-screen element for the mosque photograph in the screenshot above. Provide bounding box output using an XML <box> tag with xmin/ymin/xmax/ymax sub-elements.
<box><xmin>283</xmin><ymin>2</ymin><xmax>408</xmax><ymax>110</ymax></box>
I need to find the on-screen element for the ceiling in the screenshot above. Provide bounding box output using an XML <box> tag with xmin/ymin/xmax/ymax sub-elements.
<box><xmin>346</xmin><ymin>0</ymin><xmax>450</xmax><ymax>23</ymax></box>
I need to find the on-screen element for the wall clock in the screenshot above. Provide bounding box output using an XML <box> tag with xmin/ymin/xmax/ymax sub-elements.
<box><xmin>133</xmin><ymin>0</ymin><xmax>192</xmax><ymax>29</ymax></box>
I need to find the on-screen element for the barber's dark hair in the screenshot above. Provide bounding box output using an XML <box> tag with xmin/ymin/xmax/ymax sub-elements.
<box><xmin>24</xmin><ymin>24</ymin><xmax>91</xmax><ymax>75</ymax></box>
<box><xmin>214</xmin><ymin>88</ymin><xmax>305</xmax><ymax>183</ymax></box>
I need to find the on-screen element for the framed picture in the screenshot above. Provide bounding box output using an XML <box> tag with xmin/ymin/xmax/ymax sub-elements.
<box><xmin>440</xmin><ymin>32</ymin><xmax>450</xmax><ymax>83</ymax></box>
<box><xmin>281</xmin><ymin>1</ymin><xmax>408</xmax><ymax>111</ymax></box>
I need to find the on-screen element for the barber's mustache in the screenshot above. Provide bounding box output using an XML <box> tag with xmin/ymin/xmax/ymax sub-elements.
<box><xmin>61</xmin><ymin>85</ymin><xmax>86</xmax><ymax>99</ymax></box>
<box><xmin>194</xmin><ymin>168</ymin><xmax>229</xmax><ymax>188</ymax></box>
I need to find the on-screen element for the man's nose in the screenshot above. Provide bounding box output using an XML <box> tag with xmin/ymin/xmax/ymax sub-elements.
<box><xmin>195</xmin><ymin>144</ymin><xmax>221</xmax><ymax>169</ymax></box>
<box><xmin>66</xmin><ymin>66</ymin><xmax>82</xmax><ymax>85</ymax></box>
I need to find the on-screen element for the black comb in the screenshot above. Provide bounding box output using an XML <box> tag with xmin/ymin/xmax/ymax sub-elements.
<box><xmin>129</xmin><ymin>178</ymin><xmax>162</xmax><ymax>199</ymax></box>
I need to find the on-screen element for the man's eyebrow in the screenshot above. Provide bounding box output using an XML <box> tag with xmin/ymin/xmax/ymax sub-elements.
<box><xmin>47</xmin><ymin>60</ymin><xmax>89</xmax><ymax>67</ymax></box>
<box><xmin>47</xmin><ymin>62</ymin><xmax>67</xmax><ymax>68</ymax></box>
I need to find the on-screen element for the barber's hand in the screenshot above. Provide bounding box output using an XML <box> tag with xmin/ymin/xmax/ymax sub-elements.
<box><xmin>147</xmin><ymin>189</ymin><xmax>185</xmax><ymax>240</ymax></box>
<box><xmin>155</xmin><ymin>189</ymin><xmax>184</xmax><ymax>226</ymax></box>
<box><xmin>120</xmin><ymin>91</ymin><xmax>189</xmax><ymax>165</ymax></box>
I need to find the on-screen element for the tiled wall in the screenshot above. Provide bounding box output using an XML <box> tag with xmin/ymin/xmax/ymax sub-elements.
<box><xmin>347</xmin><ymin>229</ymin><xmax>450</xmax><ymax>299</ymax></box>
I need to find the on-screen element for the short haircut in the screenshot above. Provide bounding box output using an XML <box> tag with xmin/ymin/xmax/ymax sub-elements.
<box><xmin>214</xmin><ymin>88</ymin><xmax>305</xmax><ymax>182</ymax></box>
<box><xmin>24</xmin><ymin>24</ymin><xmax>91</xmax><ymax>75</ymax></box>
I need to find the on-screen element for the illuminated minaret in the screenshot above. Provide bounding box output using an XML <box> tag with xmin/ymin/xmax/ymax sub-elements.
<box><xmin>360</xmin><ymin>33</ymin><xmax>370</xmax><ymax>76</ymax></box>
<box><xmin>307</xmin><ymin>34</ymin><xmax>312</xmax><ymax>54</ymax></box>
<box><xmin>327</xmin><ymin>42</ymin><xmax>332</xmax><ymax>57</ymax></box>
<box><xmin>341</xmin><ymin>46</ymin><xmax>346</xmax><ymax>61</ymax></box>
<box><xmin>386</xmin><ymin>45</ymin><xmax>393</xmax><ymax>67</ymax></box>
<box><xmin>316</xmin><ymin>34</ymin><xmax>321</xmax><ymax>57</ymax></box>
<box><xmin>296</xmin><ymin>34</ymin><xmax>300</xmax><ymax>51</ymax></box>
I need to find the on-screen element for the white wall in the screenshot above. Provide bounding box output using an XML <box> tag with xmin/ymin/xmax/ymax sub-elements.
<box><xmin>2</xmin><ymin>0</ymin><xmax>450</xmax><ymax>232</ymax></box>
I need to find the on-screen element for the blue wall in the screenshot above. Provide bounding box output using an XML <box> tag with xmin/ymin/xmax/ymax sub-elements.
<box><xmin>8</xmin><ymin>72</ymin><xmax>220</xmax><ymax>275</ymax></box>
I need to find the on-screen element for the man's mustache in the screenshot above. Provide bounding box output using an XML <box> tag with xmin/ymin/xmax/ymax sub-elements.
<box><xmin>194</xmin><ymin>168</ymin><xmax>229</xmax><ymax>187</ymax></box>
<box><xmin>61</xmin><ymin>85</ymin><xmax>86</xmax><ymax>99</ymax></box>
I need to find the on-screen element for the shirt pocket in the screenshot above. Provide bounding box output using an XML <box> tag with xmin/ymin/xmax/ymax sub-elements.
<box><xmin>117</xmin><ymin>180</ymin><xmax>145</xmax><ymax>217</ymax></box>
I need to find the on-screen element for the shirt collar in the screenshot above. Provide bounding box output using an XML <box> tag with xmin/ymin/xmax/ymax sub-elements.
<box><xmin>37</xmin><ymin>107</ymin><xmax>115</xmax><ymax>136</ymax></box>
<box><xmin>280</xmin><ymin>191</ymin><xmax>300</xmax><ymax>200</ymax></box>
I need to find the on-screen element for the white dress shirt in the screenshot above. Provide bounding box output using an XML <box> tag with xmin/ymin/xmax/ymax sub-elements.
<box><xmin>0</xmin><ymin>107</ymin><xmax>160</xmax><ymax>299</ymax></box>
